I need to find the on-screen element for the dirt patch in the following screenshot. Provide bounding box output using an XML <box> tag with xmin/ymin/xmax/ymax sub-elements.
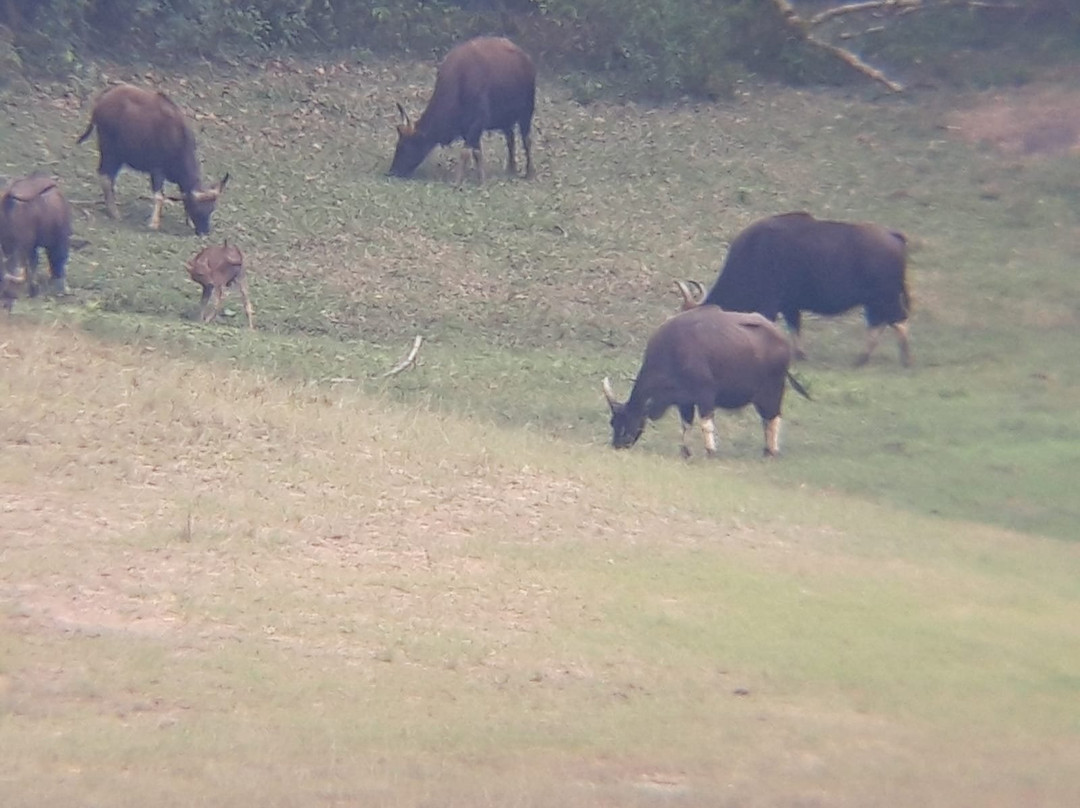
<box><xmin>948</xmin><ymin>85</ymin><xmax>1080</xmax><ymax>157</ymax></box>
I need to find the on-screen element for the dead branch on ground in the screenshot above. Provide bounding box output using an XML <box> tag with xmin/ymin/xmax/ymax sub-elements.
<box><xmin>770</xmin><ymin>0</ymin><xmax>1033</xmax><ymax>93</ymax></box>
<box><xmin>382</xmin><ymin>335</ymin><xmax>423</xmax><ymax>378</ymax></box>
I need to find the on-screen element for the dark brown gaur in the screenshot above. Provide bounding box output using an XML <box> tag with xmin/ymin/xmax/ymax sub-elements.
<box><xmin>186</xmin><ymin>240</ymin><xmax>253</xmax><ymax>328</ymax></box>
<box><xmin>0</xmin><ymin>173</ymin><xmax>73</xmax><ymax>308</ymax></box>
<box><xmin>389</xmin><ymin>37</ymin><xmax>536</xmax><ymax>182</ymax></box>
<box><xmin>77</xmin><ymin>84</ymin><xmax>228</xmax><ymax>235</ymax></box>
<box><xmin>700</xmin><ymin>212</ymin><xmax>912</xmax><ymax>367</ymax></box>
<box><xmin>603</xmin><ymin>305</ymin><xmax>810</xmax><ymax>458</ymax></box>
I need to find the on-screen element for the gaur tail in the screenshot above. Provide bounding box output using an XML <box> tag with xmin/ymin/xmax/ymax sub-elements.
<box><xmin>786</xmin><ymin>371</ymin><xmax>812</xmax><ymax>401</ymax></box>
<box><xmin>76</xmin><ymin>120</ymin><xmax>95</xmax><ymax>145</ymax></box>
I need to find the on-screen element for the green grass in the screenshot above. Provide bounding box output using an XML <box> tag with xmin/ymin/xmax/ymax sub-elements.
<box><xmin>11</xmin><ymin>60</ymin><xmax>1074</xmax><ymax>538</ymax></box>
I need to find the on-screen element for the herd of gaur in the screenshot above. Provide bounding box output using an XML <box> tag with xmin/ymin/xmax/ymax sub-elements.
<box><xmin>0</xmin><ymin>36</ymin><xmax>913</xmax><ymax>459</ymax></box>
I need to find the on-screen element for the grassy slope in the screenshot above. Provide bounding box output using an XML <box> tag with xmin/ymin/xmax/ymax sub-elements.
<box><xmin>1</xmin><ymin>53</ymin><xmax>1080</xmax><ymax>804</ymax></box>
<box><xmin>1</xmin><ymin>324</ymin><xmax>1078</xmax><ymax>807</ymax></box>
<box><xmin>6</xmin><ymin>56</ymin><xmax>1078</xmax><ymax>540</ymax></box>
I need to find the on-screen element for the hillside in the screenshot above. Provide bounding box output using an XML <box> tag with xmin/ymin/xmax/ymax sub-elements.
<box><xmin>2</xmin><ymin>54</ymin><xmax>1080</xmax><ymax>805</ymax></box>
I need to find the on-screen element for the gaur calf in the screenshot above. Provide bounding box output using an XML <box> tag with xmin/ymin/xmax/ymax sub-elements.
<box><xmin>0</xmin><ymin>173</ymin><xmax>72</xmax><ymax>307</ymax></box>
<box><xmin>186</xmin><ymin>241</ymin><xmax>253</xmax><ymax>328</ymax></box>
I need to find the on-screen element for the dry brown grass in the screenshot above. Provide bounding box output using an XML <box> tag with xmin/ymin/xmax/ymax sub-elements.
<box><xmin>947</xmin><ymin>83</ymin><xmax>1080</xmax><ymax>157</ymax></box>
<box><xmin>3</xmin><ymin>320</ymin><xmax>1080</xmax><ymax>807</ymax></box>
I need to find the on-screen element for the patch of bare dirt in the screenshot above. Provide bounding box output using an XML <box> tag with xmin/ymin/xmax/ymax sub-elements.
<box><xmin>948</xmin><ymin>84</ymin><xmax>1080</xmax><ymax>157</ymax></box>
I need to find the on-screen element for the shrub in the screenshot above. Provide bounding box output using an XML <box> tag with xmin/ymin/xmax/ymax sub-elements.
<box><xmin>0</xmin><ymin>0</ymin><xmax>1078</xmax><ymax>98</ymax></box>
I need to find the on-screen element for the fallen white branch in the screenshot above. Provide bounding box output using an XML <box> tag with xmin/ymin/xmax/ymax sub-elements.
<box><xmin>808</xmin><ymin>0</ymin><xmax>1023</xmax><ymax>26</ymax></box>
<box><xmin>809</xmin><ymin>0</ymin><xmax>922</xmax><ymax>26</ymax></box>
<box><xmin>382</xmin><ymin>335</ymin><xmax>423</xmax><ymax>378</ymax></box>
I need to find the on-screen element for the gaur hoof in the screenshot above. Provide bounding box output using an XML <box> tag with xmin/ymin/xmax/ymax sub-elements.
<box><xmin>854</xmin><ymin>353</ymin><xmax>870</xmax><ymax>367</ymax></box>
<box><xmin>680</xmin><ymin>445</ymin><xmax>692</xmax><ymax>460</ymax></box>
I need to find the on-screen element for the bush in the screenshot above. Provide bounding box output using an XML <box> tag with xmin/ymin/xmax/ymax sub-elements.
<box><xmin>0</xmin><ymin>0</ymin><xmax>1078</xmax><ymax>98</ymax></box>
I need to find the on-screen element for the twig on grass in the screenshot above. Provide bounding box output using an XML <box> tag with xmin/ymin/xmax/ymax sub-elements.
<box><xmin>382</xmin><ymin>335</ymin><xmax>424</xmax><ymax>378</ymax></box>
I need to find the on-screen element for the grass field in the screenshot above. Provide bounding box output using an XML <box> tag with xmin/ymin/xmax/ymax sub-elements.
<box><xmin>2</xmin><ymin>51</ymin><xmax>1080</xmax><ymax>806</ymax></box>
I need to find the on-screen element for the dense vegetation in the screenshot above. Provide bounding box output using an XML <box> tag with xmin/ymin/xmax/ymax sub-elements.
<box><xmin>2</xmin><ymin>0</ymin><xmax>1079</xmax><ymax>97</ymax></box>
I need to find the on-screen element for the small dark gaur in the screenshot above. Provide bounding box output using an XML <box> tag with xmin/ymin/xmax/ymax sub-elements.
<box><xmin>389</xmin><ymin>36</ymin><xmax>536</xmax><ymax>182</ymax></box>
<box><xmin>186</xmin><ymin>240</ymin><xmax>254</xmax><ymax>329</ymax></box>
<box><xmin>603</xmin><ymin>305</ymin><xmax>809</xmax><ymax>458</ymax></box>
<box><xmin>699</xmin><ymin>212</ymin><xmax>912</xmax><ymax>367</ymax></box>
<box><xmin>77</xmin><ymin>83</ymin><xmax>228</xmax><ymax>235</ymax></box>
<box><xmin>0</xmin><ymin>173</ymin><xmax>73</xmax><ymax>308</ymax></box>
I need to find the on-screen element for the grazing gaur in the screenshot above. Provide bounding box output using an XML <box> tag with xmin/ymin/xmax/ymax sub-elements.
<box><xmin>77</xmin><ymin>84</ymin><xmax>229</xmax><ymax>234</ymax></box>
<box><xmin>0</xmin><ymin>173</ymin><xmax>73</xmax><ymax>304</ymax></box>
<box><xmin>186</xmin><ymin>240</ymin><xmax>253</xmax><ymax>328</ymax></box>
<box><xmin>389</xmin><ymin>36</ymin><xmax>536</xmax><ymax>182</ymax></box>
<box><xmin>602</xmin><ymin>305</ymin><xmax>809</xmax><ymax>458</ymax></box>
<box><xmin>700</xmin><ymin>212</ymin><xmax>912</xmax><ymax>366</ymax></box>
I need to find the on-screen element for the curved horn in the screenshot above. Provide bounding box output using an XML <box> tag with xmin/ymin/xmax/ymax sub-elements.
<box><xmin>602</xmin><ymin>376</ymin><xmax>620</xmax><ymax>409</ymax></box>
<box><xmin>396</xmin><ymin>102</ymin><xmax>411</xmax><ymax>127</ymax></box>
<box><xmin>674</xmin><ymin>280</ymin><xmax>702</xmax><ymax>310</ymax></box>
<box><xmin>188</xmin><ymin>175</ymin><xmax>229</xmax><ymax>203</ymax></box>
<box><xmin>688</xmin><ymin>279</ymin><xmax>705</xmax><ymax>301</ymax></box>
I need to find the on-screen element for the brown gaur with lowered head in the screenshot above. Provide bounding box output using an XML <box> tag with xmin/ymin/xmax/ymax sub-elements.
<box><xmin>603</xmin><ymin>304</ymin><xmax>810</xmax><ymax>458</ymax></box>
<box><xmin>389</xmin><ymin>37</ymin><xmax>536</xmax><ymax>182</ymax></box>
<box><xmin>77</xmin><ymin>84</ymin><xmax>228</xmax><ymax>235</ymax></box>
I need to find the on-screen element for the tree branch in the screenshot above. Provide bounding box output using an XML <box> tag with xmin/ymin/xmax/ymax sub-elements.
<box><xmin>809</xmin><ymin>0</ymin><xmax>922</xmax><ymax>26</ymax></box>
<box><xmin>382</xmin><ymin>335</ymin><xmax>423</xmax><ymax>378</ymax></box>
<box><xmin>771</xmin><ymin>0</ymin><xmax>904</xmax><ymax>92</ymax></box>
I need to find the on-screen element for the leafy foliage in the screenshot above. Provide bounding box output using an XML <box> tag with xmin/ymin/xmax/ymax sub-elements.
<box><xmin>1</xmin><ymin>1</ymin><xmax>1079</xmax><ymax>98</ymax></box>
